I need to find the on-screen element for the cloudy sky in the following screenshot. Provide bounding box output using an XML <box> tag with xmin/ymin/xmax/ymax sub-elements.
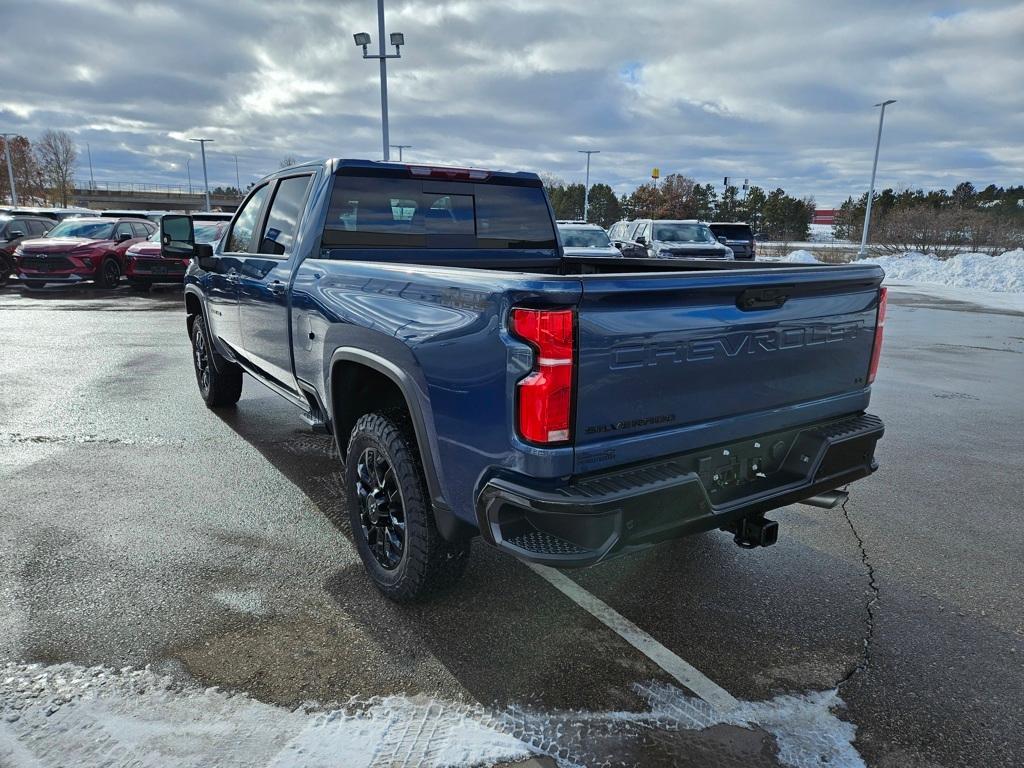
<box><xmin>2</xmin><ymin>0</ymin><xmax>1021</xmax><ymax>205</ymax></box>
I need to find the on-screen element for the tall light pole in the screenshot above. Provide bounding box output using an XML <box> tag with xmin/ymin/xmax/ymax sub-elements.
<box><xmin>390</xmin><ymin>144</ymin><xmax>412</xmax><ymax>161</ymax></box>
<box><xmin>190</xmin><ymin>138</ymin><xmax>214</xmax><ymax>211</ymax></box>
<box><xmin>186</xmin><ymin>158</ymin><xmax>192</xmax><ymax>195</ymax></box>
<box><xmin>86</xmin><ymin>143</ymin><xmax>95</xmax><ymax>189</ymax></box>
<box><xmin>578</xmin><ymin>149</ymin><xmax>600</xmax><ymax>222</ymax></box>
<box><xmin>354</xmin><ymin>2</ymin><xmax>405</xmax><ymax>161</ymax></box>
<box><xmin>234</xmin><ymin>153</ymin><xmax>241</xmax><ymax>192</ymax></box>
<box><xmin>859</xmin><ymin>100</ymin><xmax>896</xmax><ymax>258</ymax></box>
<box><xmin>1</xmin><ymin>133</ymin><xmax>18</xmax><ymax>205</ymax></box>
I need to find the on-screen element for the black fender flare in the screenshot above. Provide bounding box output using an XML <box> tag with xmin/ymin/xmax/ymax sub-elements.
<box><xmin>327</xmin><ymin>347</ymin><xmax>473</xmax><ymax>542</ymax></box>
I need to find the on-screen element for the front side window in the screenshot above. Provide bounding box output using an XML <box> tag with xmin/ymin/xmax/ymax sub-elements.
<box><xmin>45</xmin><ymin>220</ymin><xmax>115</xmax><ymax>240</ymax></box>
<box><xmin>258</xmin><ymin>175</ymin><xmax>312</xmax><ymax>256</ymax></box>
<box><xmin>115</xmin><ymin>222</ymin><xmax>135</xmax><ymax>239</ymax></box>
<box><xmin>227</xmin><ymin>184</ymin><xmax>271</xmax><ymax>253</ymax></box>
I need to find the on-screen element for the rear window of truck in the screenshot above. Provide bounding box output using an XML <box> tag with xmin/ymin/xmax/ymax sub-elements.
<box><xmin>709</xmin><ymin>224</ymin><xmax>753</xmax><ymax>240</ymax></box>
<box><xmin>322</xmin><ymin>177</ymin><xmax>557</xmax><ymax>249</ymax></box>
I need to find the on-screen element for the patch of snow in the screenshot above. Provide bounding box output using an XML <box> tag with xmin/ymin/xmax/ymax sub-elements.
<box><xmin>639</xmin><ymin>682</ymin><xmax>864</xmax><ymax>768</ymax></box>
<box><xmin>807</xmin><ymin>224</ymin><xmax>851</xmax><ymax>243</ymax></box>
<box><xmin>0</xmin><ymin>662</ymin><xmax>867</xmax><ymax>768</ymax></box>
<box><xmin>781</xmin><ymin>250</ymin><xmax>821</xmax><ymax>263</ymax></box>
<box><xmin>858</xmin><ymin>250</ymin><xmax>1024</xmax><ymax>293</ymax></box>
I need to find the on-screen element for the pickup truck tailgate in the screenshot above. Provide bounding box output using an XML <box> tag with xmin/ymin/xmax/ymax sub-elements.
<box><xmin>573</xmin><ymin>265</ymin><xmax>884</xmax><ymax>473</ymax></box>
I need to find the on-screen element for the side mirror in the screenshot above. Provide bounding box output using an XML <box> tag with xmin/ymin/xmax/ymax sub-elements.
<box><xmin>161</xmin><ymin>214</ymin><xmax>195</xmax><ymax>259</ymax></box>
<box><xmin>9</xmin><ymin>230</ymin><xmax>25</xmax><ymax>240</ymax></box>
<box><xmin>718</xmin><ymin>236</ymin><xmax>728</xmax><ymax>244</ymax></box>
<box><xmin>195</xmin><ymin>242</ymin><xmax>216</xmax><ymax>271</ymax></box>
<box><xmin>117</xmin><ymin>232</ymin><xmax>133</xmax><ymax>243</ymax></box>
<box><xmin>636</xmin><ymin>235</ymin><xmax>647</xmax><ymax>246</ymax></box>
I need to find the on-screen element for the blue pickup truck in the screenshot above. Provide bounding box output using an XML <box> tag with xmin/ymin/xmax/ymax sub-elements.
<box><xmin>161</xmin><ymin>159</ymin><xmax>886</xmax><ymax>602</ymax></box>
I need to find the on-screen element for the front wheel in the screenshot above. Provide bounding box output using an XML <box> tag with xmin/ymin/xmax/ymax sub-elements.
<box><xmin>191</xmin><ymin>314</ymin><xmax>242</xmax><ymax>407</ymax></box>
<box><xmin>346</xmin><ymin>411</ymin><xmax>470</xmax><ymax>602</ymax></box>
<box><xmin>98</xmin><ymin>258</ymin><xmax>121</xmax><ymax>289</ymax></box>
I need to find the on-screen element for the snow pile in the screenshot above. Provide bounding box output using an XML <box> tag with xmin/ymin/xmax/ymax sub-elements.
<box><xmin>807</xmin><ymin>224</ymin><xmax>851</xmax><ymax>243</ymax></box>
<box><xmin>782</xmin><ymin>250</ymin><xmax>821</xmax><ymax>263</ymax></box>
<box><xmin>0</xmin><ymin>663</ymin><xmax>529</xmax><ymax>768</ymax></box>
<box><xmin>0</xmin><ymin>661</ymin><xmax>867</xmax><ymax>768</ymax></box>
<box><xmin>859</xmin><ymin>250</ymin><xmax>1024</xmax><ymax>293</ymax></box>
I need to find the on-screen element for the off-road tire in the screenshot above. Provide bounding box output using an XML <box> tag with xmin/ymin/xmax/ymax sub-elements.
<box><xmin>191</xmin><ymin>314</ymin><xmax>243</xmax><ymax>407</ymax></box>
<box><xmin>345</xmin><ymin>411</ymin><xmax>470</xmax><ymax>602</ymax></box>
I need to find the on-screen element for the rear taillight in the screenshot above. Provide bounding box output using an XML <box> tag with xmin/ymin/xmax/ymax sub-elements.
<box><xmin>511</xmin><ymin>307</ymin><xmax>574</xmax><ymax>444</ymax></box>
<box><xmin>867</xmin><ymin>287</ymin><xmax>887</xmax><ymax>384</ymax></box>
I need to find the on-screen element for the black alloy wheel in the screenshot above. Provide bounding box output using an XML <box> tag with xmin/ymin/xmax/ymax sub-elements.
<box><xmin>100</xmin><ymin>258</ymin><xmax>120</xmax><ymax>288</ymax></box>
<box><xmin>193</xmin><ymin>321</ymin><xmax>212</xmax><ymax>398</ymax></box>
<box><xmin>355</xmin><ymin>447</ymin><xmax>406</xmax><ymax>569</ymax></box>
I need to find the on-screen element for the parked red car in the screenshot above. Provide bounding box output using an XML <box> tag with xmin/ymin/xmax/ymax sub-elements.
<box><xmin>14</xmin><ymin>216</ymin><xmax>155</xmax><ymax>289</ymax></box>
<box><xmin>125</xmin><ymin>220</ymin><xmax>227</xmax><ymax>289</ymax></box>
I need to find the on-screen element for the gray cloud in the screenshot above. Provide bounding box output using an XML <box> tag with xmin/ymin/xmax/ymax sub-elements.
<box><xmin>1</xmin><ymin>0</ymin><xmax>1021</xmax><ymax>204</ymax></box>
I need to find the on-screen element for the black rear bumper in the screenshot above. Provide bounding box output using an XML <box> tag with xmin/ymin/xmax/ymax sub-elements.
<box><xmin>476</xmin><ymin>413</ymin><xmax>883</xmax><ymax>567</ymax></box>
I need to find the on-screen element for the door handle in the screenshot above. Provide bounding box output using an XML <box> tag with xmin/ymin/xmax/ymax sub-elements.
<box><xmin>737</xmin><ymin>286</ymin><xmax>792</xmax><ymax>311</ymax></box>
<box><xmin>225</xmin><ymin>272</ymin><xmax>241</xmax><ymax>284</ymax></box>
<box><xmin>268</xmin><ymin>281</ymin><xmax>286</xmax><ymax>295</ymax></box>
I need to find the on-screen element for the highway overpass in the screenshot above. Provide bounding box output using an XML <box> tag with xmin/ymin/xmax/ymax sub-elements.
<box><xmin>70</xmin><ymin>183</ymin><xmax>242</xmax><ymax>213</ymax></box>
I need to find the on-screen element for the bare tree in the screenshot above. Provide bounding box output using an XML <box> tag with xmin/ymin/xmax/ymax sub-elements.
<box><xmin>36</xmin><ymin>130</ymin><xmax>77</xmax><ymax>207</ymax></box>
<box><xmin>0</xmin><ymin>135</ymin><xmax>44</xmax><ymax>204</ymax></box>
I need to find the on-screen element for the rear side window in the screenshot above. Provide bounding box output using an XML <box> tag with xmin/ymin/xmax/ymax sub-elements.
<box><xmin>259</xmin><ymin>175</ymin><xmax>313</xmax><ymax>256</ymax></box>
<box><xmin>710</xmin><ymin>224</ymin><xmax>753</xmax><ymax>240</ymax></box>
<box><xmin>227</xmin><ymin>184</ymin><xmax>271</xmax><ymax>253</ymax></box>
<box><xmin>131</xmin><ymin>222</ymin><xmax>150</xmax><ymax>238</ymax></box>
<box><xmin>322</xmin><ymin>176</ymin><xmax>556</xmax><ymax>250</ymax></box>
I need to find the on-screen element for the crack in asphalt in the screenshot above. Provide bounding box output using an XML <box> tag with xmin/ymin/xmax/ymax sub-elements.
<box><xmin>837</xmin><ymin>495</ymin><xmax>879</xmax><ymax>690</ymax></box>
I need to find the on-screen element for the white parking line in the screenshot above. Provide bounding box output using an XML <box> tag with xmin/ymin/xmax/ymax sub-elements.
<box><xmin>526</xmin><ymin>563</ymin><xmax>739</xmax><ymax>712</ymax></box>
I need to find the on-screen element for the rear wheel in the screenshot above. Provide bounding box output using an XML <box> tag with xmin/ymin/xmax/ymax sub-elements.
<box><xmin>0</xmin><ymin>255</ymin><xmax>10</xmax><ymax>286</ymax></box>
<box><xmin>191</xmin><ymin>314</ymin><xmax>243</xmax><ymax>407</ymax></box>
<box><xmin>98</xmin><ymin>258</ymin><xmax>121</xmax><ymax>289</ymax></box>
<box><xmin>345</xmin><ymin>411</ymin><xmax>469</xmax><ymax>602</ymax></box>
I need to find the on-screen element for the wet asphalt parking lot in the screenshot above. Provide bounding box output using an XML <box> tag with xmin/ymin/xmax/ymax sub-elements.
<box><xmin>0</xmin><ymin>282</ymin><xmax>1022</xmax><ymax>767</ymax></box>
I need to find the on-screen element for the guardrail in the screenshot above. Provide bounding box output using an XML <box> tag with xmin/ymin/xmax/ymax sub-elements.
<box><xmin>76</xmin><ymin>182</ymin><xmax>242</xmax><ymax>198</ymax></box>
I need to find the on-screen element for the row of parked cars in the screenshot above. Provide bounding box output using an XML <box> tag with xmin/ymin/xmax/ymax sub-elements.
<box><xmin>0</xmin><ymin>206</ymin><xmax>229</xmax><ymax>289</ymax></box>
<box><xmin>557</xmin><ymin>218</ymin><xmax>757</xmax><ymax>261</ymax></box>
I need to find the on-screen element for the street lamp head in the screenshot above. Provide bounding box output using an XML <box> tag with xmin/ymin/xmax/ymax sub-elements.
<box><xmin>389</xmin><ymin>32</ymin><xmax>405</xmax><ymax>48</ymax></box>
<box><xmin>874</xmin><ymin>99</ymin><xmax>897</xmax><ymax>107</ymax></box>
<box><xmin>354</xmin><ymin>32</ymin><xmax>371</xmax><ymax>49</ymax></box>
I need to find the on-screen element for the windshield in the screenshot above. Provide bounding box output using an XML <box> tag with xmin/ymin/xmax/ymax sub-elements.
<box><xmin>653</xmin><ymin>223</ymin><xmax>716</xmax><ymax>243</ymax></box>
<box><xmin>559</xmin><ymin>228</ymin><xmax>611</xmax><ymax>248</ymax></box>
<box><xmin>45</xmin><ymin>220</ymin><xmax>115</xmax><ymax>240</ymax></box>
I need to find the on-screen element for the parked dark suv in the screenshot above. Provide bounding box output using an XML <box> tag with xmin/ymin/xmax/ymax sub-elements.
<box><xmin>0</xmin><ymin>215</ymin><xmax>54</xmax><ymax>285</ymax></box>
<box><xmin>708</xmin><ymin>222</ymin><xmax>756</xmax><ymax>260</ymax></box>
